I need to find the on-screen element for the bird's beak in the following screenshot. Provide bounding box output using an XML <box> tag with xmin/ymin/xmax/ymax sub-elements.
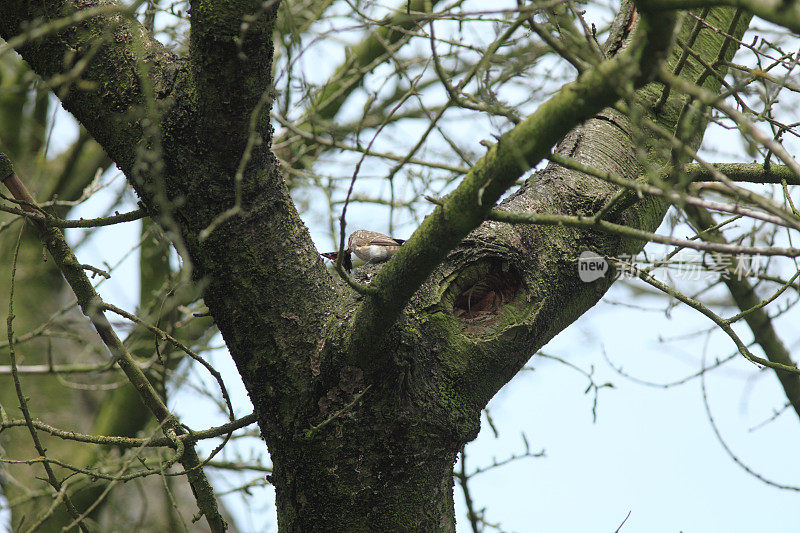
<box><xmin>320</xmin><ymin>251</ymin><xmax>353</xmax><ymax>273</ymax></box>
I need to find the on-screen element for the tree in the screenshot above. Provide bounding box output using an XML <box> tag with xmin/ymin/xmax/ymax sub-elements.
<box><xmin>1</xmin><ymin>0</ymin><xmax>800</xmax><ymax>531</ymax></box>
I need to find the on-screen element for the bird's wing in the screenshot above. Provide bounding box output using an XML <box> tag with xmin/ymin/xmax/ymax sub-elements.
<box><xmin>367</xmin><ymin>235</ymin><xmax>403</xmax><ymax>246</ymax></box>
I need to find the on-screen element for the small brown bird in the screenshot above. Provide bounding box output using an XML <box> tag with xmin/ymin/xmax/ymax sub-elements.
<box><xmin>348</xmin><ymin>230</ymin><xmax>405</xmax><ymax>263</ymax></box>
<box><xmin>320</xmin><ymin>230</ymin><xmax>405</xmax><ymax>272</ymax></box>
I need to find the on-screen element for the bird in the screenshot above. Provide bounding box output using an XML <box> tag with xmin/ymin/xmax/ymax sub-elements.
<box><xmin>348</xmin><ymin>230</ymin><xmax>405</xmax><ymax>264</ymax></box>
<box><xmin>320</xmin><ymin>230</ymin><xmax>405</xmax><ymax>272</ymax></box>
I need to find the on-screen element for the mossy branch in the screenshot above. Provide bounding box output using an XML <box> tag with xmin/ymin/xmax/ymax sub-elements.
<box><xmin>684</xmin><ymin>205</ymin><xmax>800</xmax><ymax>419</ymax></box>
<box><xmin>0</xmin><ymin>0</ymin><xmax>177</xmax><ymax>175</ymax></box>
<box><xmin>346</xmin><ymin>2</ymin><xmax>679</xmax><ymax>370</ymax></box>
<box><xmin>683</xmin><ymin>163</ymin><xmax>800</xmax><ymax>185</ymax></box>
<box><xmin>629</xmin><ymin>260</ymin><xmax>800</xmax><ymax>376</ymax></box>
<box><xmin>1</xmin><ymin>160</ymin><xmax>228</xmax><ymax>533</ymax></box>
<box><xmin>485</xmin><ymin>209</ymin><xmax>800</xmax><ymax>257</ymax></box>
<box><xmin>645</xmin><ymin>0</ymin><xmax>800</xmax><ymax>34</ymax></box>
<box><xmin>0</xmin><ymin>204</ymin><xmax>145</xmax><ymax>227</ymax></box>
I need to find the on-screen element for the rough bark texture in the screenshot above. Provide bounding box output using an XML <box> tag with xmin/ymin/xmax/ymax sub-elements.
<box><xmin>0</xmin><ymin>0</ymin><xmax>753</xmax><ymax>530</ymax></box>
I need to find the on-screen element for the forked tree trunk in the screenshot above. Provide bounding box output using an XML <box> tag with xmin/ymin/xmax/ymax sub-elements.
<box><xmin>0</xmin><ymin>1</ymin><xmax>752</xmax><ymax>530</ymax></box>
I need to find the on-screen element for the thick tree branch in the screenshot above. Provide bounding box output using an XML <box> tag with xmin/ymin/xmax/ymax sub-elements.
<box><xmin>412</xmin><ymin>4</ymin><xmax>754</xmax><ymax>406</ymax></box>
<box><xmin>647</xmin><ymin>0</ymin><xmax>800</xmax><ymax>34</ymax></box>
<box><xmin>0</xmin><ymin>0</ymin><xmax>179</xmax><ymax>174</ymax></box>
<box><xmin>189</xmin><ymin>0</ymin><xmax>277</xmax><ymax>156</ymax></box>
<box><xmin>346</xmin><ymin>2</ymin><xmax>679</xmax><ymax>369</ymax></box>
<box><xmin>0</xmin><ymin>0</ymin><xmax>334</xmax><ymax>414</ymax></box>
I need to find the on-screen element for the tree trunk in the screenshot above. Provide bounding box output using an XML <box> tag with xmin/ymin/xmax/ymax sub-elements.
<box><xmin>272</xmin><ymin>429</ymin><xmax>459</xmax><ymax>530</ymax></box>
